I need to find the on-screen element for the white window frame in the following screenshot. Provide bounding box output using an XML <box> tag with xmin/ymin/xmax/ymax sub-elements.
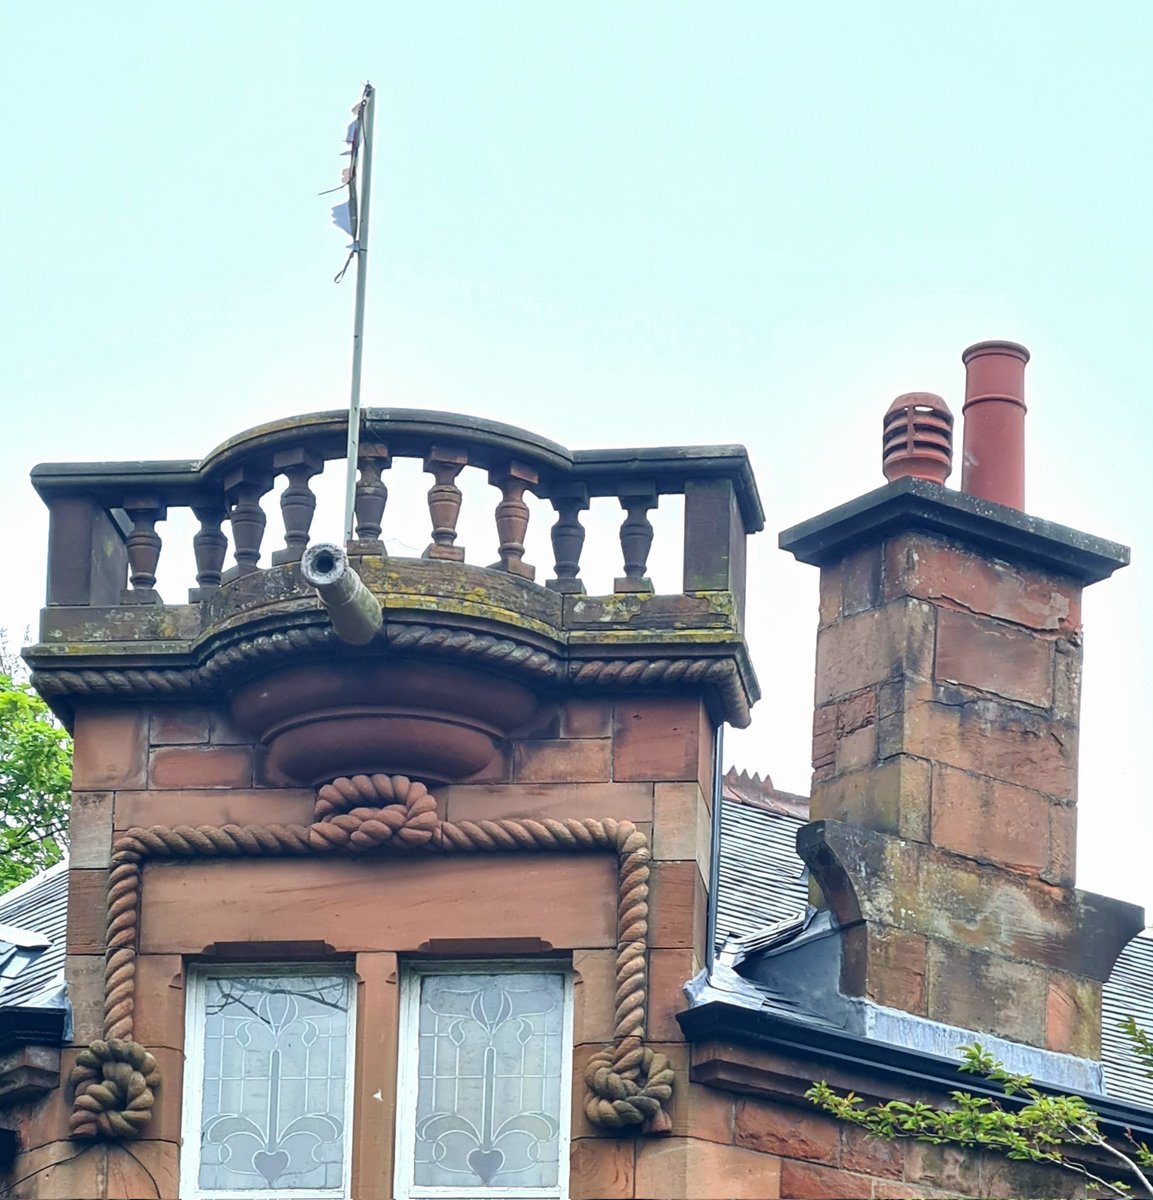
<box><xmin>180</xmin><ymin>963</ymin><xmax>357</xmax><ymax>1200</ymax></box>
<box><xmin>394</xmin><ymin>960</ymin><xmax>575</xmax><ymax>1200</ymax></box>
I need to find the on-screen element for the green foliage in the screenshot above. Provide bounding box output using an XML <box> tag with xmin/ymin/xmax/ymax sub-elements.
<box><xmin>0</xmin><ymin>661</ymin><xmax>71</xmax><ymax>893</ymax></box>
<box><xmin>808</xmin><ymin>1039</ymin><xmax>1153</xmax><ymax>1198</ymax></box>
<box><xmin>1121</xmin><ymin>1016</ymin><xmax>1153</xmax><ymax>1082</ymax></box>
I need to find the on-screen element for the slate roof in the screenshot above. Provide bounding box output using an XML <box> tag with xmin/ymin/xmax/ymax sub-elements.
<box><xmin>715</xmin><ymin>770</ymin><xmax>809</xmax><ymax>948</ymax></box>
<box><xmin>0</xmin><ymin>862</ymin><xmax>68</xmax><ymax>1009</ymax></box>
<box><xmin>1102</xmin><ymin>929</ymin><xmax>1153</xmax><ymax>1106</ymax></box>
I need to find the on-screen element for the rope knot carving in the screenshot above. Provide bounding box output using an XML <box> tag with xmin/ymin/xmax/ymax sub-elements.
<box><xmin>69</xmin><ymin>1038</ymin><xmax>160</xmax><ymax>1139</ymax></box>
<box><xmin>310</xmin><ymin>774</ymin><xmax>439</xmax><ymax>850</ymax></box>
<box><xmin>73</xmin><ymin>777</ymin><xmax>675</xmax><ymax>1139</ymax></box>
<box><xmin>584</xmin><ymin>1042</ymin><xmax>675</xmax><ymax>1132</ymax></box>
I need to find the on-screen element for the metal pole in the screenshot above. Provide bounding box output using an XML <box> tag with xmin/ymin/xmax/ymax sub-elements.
<box><xmin>343</xmin><ymin>83</ymin><xmax>375</xmax><ymax>545</ymax></box>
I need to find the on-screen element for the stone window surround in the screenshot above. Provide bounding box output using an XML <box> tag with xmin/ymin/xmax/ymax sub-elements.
<box><xmin>68</xmin><ymin>773</ymin><xmax>675</xmax><ymax>1147</ymax></box>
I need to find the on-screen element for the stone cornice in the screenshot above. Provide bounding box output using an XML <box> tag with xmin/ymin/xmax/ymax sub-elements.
<box><xmin>29</xmin><ymin>559</ymin><xmax>758</xmax><ymax>727</ymax></box>
<box><xmin>0</xmin><ymin>1043</ymin><xmax>61</xmax><ymax>1108</ymax></box>
<box><xmin>779</xmin><ymin>477</ymin><xmax>1130</xmax><ymax>584</ymax></box>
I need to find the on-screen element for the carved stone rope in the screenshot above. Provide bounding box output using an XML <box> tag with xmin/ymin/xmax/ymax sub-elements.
<box><xmin>70</xmin><ymin>774</ymin><xmax>674</xmax><ymax>1140</ymax></box>
<box><xmin>33</xmin><ymin>629</ymin><xmax>751</xmax><ymax>727</ymax></box>
<box><xmin>569</xmin><ymin>657</ymin><xmax>750</xmax><ymax>728</ymax></box>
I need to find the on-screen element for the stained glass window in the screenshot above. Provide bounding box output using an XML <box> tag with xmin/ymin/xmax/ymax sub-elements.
<box><xmin>397</xmin><ymin>965</ymin><xmax>572</xmax><ymax>1198</ymax></box>
<box><xmin>182</xmin><ymin>969</ymin><xmax>354</xmax><ymax>1198</ymax></box>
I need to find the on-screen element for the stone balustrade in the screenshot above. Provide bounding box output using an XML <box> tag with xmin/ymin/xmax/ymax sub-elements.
<box><xmin>33</xmin><ymin>408</ymin><xmax>762</xmax><ymax>609</ymax></box>
<box><xmin>28</xmin><ymin>409</ymin><xmax>763</xmax><ymax>731</ymax></box>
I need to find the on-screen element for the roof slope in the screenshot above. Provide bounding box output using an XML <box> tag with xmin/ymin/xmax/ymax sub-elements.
<box><xmin>716</xmin><ymin>799</ymin><xmax>808</xmax><ymax>947</ymax></box>
<box><xmin>715</xmin><ymin>769</ymin><xmax>809</xmax><ymax>949</ymax></box>
<box><xmin>1102</xmin><ymin>930</ymin><xmax>1153</xmax><ymax>1106</ymax></box>
<box><xmin>0</xmin><ymin>862</ymin><xmax>68</xmax><ymax>1008</ymax></box>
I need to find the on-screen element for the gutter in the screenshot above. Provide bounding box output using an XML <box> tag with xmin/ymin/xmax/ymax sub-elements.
<box><xmin>0</xmin><ymin>1006</ymin><xmax>67</xmax><ymax>1053</ymax></box>
<box><xmin>677</xmin><ymin>1000</ymin><xmax>1153</xmax><ymax>1142</ymax></box>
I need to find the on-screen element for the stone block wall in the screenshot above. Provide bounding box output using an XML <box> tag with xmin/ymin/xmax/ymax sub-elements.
<box><xmin>12</xmin><ymin>690</ymin><xmax>771</xmax><ymax>1200</ymax></box>
<box><xmin>733</xmin><ymin>1098</ymin><xmax>1084</xmax><ymax>1199</ymax></box>
<box><xmin>813</xmin><ymin>530</ymin><xmax>1082</xmax><ymax>856</ymax></box>
<box><xmin>686</xmin><ymin>1037</ymin><xmax>1097</xmax><ymax>1200</ymax></box>
<box><xmin>804</xmin><ymin>528</ymin><xmax>1139</xmax><ymax>1057</ymax></box>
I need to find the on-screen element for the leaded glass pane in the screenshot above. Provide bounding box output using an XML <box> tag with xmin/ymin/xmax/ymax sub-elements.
<box><xmin>198</xmin><ymin>973</ymin><xmax>351</xmax><ymax>1193</ymax></box>
<box><xmin>413</xmin><ymin>972</ymin><xmax>565</xmax><ymax>1190</ymax></box>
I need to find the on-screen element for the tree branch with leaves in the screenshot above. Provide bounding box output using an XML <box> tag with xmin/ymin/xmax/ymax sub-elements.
<box><xmin>808</xmin><ymin>1034</ymin><xmax>1153</xmax><ymax>1198</ymax></box>
<box><xmin>0</xmin><ymin>633</ymin><xmax>71</xmax><ymax>893</ymax></box>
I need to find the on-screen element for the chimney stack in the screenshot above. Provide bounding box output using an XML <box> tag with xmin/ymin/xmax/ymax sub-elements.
<box><xmin>779</xmin><ymin>342</ymin><xmax>1141</xmax><ymax>1063</ymax></box>
<box><xmin>960</xmin><ymin>339</ymin><xmax>1029</xmax><ymax>510</ymax></box>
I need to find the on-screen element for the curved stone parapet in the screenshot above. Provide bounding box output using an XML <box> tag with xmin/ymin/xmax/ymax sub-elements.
<box><xmin>27</xmin><ymin>408</ymin><xmax>762</xmax><ymax>730</ymax></box>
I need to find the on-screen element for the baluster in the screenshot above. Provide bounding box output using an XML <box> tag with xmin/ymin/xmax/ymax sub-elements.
<box><xmin>120</xmin><ymin>494</ymin><xmax>166</xmax><ymax>603</ymax></box>
<box><xmin>422</xmin><ymin>446</ymin><xmax>467</xmax><ymax>562</ymax></box>
<box><xmin>615</xmin><ymin>486</ymin><xmax>657</xmax><ymax>593</ymax></box>
<box><xmin>546</xmin><ymin>484</ymin><xmax>588</xmax><ymax>593</ymax></box>
<box><xmin>190</xmin><ymin>497</ymin><xmax>228</xmax><ymax>600</ymax></box>
<box><xmin>353</xmin><ymin>444</ymin><xmax>391</xmax><ymax>547</ymax></box>
<box><xmin>223</xmin><ymin>467</ymin><xmax>273</xmax><ymax>577</ymax></box>
<box><xmin>271</xmin><ymin>449</ymin><xmax>323</xmax><ymax>565</ymax></box>
<box><xmin>488</xmin><ymin>462</ymin><xmax>537</xmax><ymax>579</ymax></box>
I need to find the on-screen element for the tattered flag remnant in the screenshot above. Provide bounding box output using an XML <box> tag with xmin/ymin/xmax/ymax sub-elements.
<box><xmin>327</xmin><ymin>90</ymin><xmax>370</xmax><ymax>281</ymax></box>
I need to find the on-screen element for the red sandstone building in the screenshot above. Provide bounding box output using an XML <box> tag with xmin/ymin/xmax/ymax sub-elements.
<box><xmin>0</xmin><ymin>342</ymin><xmax>1151</xmax><ymax>1198</ymax></box>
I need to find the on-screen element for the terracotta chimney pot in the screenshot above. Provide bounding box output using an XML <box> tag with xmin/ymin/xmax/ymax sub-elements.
<box><xmin>961</xmin><ymin>339</ymin><xmax>1030</xmax><ymax>510</ymax></box>
<box><xmin>882</xmin><ymin>392</ymin><xmax>954</xmax><ymax>485</ymax></box>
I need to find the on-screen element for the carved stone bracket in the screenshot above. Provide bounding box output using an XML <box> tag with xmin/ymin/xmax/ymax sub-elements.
<box><xmin>69</xmin><ymin>775</ymin><xmax>674</xmax><ymax>1141</ymax></box>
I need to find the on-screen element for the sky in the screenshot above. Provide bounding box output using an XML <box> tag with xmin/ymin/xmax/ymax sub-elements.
<box><xmin>1</xmin><ymin>2</ymin><xmax>1151</xmax><ymax>915</ymax></box>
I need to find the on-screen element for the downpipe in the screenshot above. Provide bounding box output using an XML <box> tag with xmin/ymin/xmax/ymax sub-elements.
<box><xmin>705</xmin><ymin>723</ymin><xmax>724</xmax><ymax>972</ymax></box>
<box><xmin>300</xmin><ymin>543</ymin><xmax>383</xmax><ymax>646</ymax></box>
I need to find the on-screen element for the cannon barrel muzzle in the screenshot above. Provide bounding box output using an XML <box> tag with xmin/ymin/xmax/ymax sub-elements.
<box><xmin>300</xmin><ymin>543</ymin><xmax>383</xmax><ymax>646</ymax></box>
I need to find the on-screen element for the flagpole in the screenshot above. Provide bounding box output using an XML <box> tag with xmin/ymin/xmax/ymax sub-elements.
<box><xmin>343</xmin><ymin>83</ymin><xmax>376</xmax><ymax>545</ymax></box>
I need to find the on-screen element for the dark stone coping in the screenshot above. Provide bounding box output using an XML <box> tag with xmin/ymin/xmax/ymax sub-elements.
<box><xmin>778</xmin><ymin>478</ymin><xmax>1129</xmax><ymax>585</ymax></box>
<box><xmin>31</xmin><ymin>407</ymin><xmax>765</xmax><ymax>532</ymax></box>
<box><xmin>678</xmin><ymin>1000</ymin><xmax>1153</xmax><ymax>1140</ymax></box>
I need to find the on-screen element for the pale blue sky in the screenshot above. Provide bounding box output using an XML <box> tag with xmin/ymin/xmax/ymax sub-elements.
<box><xmin>2</xmin><ymin>2</ymin><xmax>1150</xmax><ymax>912</ymax></box>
